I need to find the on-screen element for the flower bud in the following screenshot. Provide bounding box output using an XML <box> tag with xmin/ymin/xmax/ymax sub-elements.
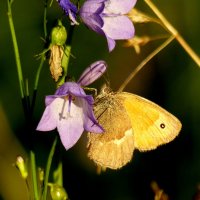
<box><xmin>38</xmin><ymin>167</ymin><xmax>44</xmax><ymax>182</ymax></box>
<box><xmin>77</xmin><ymin>60</ymin><xmax>107</xmax><ymax>86</ymax></box>
<box><xmin>15</xmin><ymin>156</ymin><xmax>28</xmax><ymax>179</ymax></box>
<box><xmin>51</xmin><ymin>21</ymin><xmax>67</xmax><ymax>46</ymax></box>
<box><xmin>49</xmin><ymin>184</ymin><xmax>68</xmax><ymax>200</ymax></box>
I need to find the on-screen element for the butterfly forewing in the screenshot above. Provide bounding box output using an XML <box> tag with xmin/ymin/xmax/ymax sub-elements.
<box><xmin>120</xmin><ymin>92</ymin><xmax>182</xmax><ymax>151</ymax></box>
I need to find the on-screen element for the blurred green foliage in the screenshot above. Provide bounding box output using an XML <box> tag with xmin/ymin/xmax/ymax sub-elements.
<box><xmin>0</xmin><ymin>0</ymin><xmax>200</xmax><ymax>199</ymax></box>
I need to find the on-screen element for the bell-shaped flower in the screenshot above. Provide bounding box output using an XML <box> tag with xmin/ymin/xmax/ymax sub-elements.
<box><xmin>77</xmin><ymin>60</ymin><xmax>107</xmax><ymax>86</ymax></box>
<box><xmin>79</xmin><ymin>0</ymin><xmax>137</xmax><ymax>51</ymax></box>
<box><xmin>36</xmin><ymin>60</ymin><xmax>107</xmax><ymax>150</ymax></box>
<box><xmin>57</xmin><ymin>0</ymin><xmax>78</xmax><ymax>25</ymax></box>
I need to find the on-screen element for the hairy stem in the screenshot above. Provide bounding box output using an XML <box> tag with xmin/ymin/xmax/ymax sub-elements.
<box><xmin>118</xmin><ymin>35</ymin><xmax>175</xmax><ymax>92</ymax></box>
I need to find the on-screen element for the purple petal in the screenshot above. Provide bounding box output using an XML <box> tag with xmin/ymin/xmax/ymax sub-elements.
<box><xmin>36</xmin><ymin>98</ymin><xmax>63</xmax><ymax>131</ymax></box>
<box><xmin>102</xmin><ymin>16</ymin><xmax>134</xmax><ymax>39</ymax></box>
<box><xmin>106</xmin><ymin>36</ymin><xmax>116</xmax><ymax>52</ymax></box>
<box><xmin>45</xmin><ymin>82</ymin><xmax>90</xmax><ymax>106</ymax></box>
<box><xmin>80</xmin><ymin>12</ymin><xmax>104</xmax><ymax>34</ymax></box>
<box><xmin>77</xmin><ymin>98</ymin><xmax>104</xmax><ymax>133</ymax></box>
<box><xmin>77</xmin><ymin>60</ymin><xmax>107</xmax><ymax>86</ymax></box>
<box><xmin>80</xmin><ymin>0</ymin><xmax>105</xmax><ymax>14</ymax></box>
<box><xmin>79</xmin><ymin>0</ymin><xmax>105</xmax><ymax>32</ymax></box>
<box><xmin>58</xmin><ymin>0</ymin><xmax>78</xmax><ymax>24</ymax></box>
<box><xmin>104</xmin><ymin>0</ymin><xmax>137</xmax><ymax>14</ymax></box>
<box><xmin>68</xmin><ymin>10</ymin><xmax>79</xmax><ymax>25</ymax></box>
<box><xmin>58</xmin><ymin>0</ymin><xmax>78</xmax><ymax>15</ymax></box>
<box><xmin>55</xmin><ymin>82</ymin><xmax>86</xmax><ymax>96</ymax></box>
<box><xmin>57</xmin><ymin>98</ymin><xmax>85</xmax><ymax>150</ymax></box>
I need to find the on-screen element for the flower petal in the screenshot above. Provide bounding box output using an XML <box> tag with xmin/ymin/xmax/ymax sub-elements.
<box><xmin>55</xmin><ymin>82</ymin><xmax>86</xmax><ymax>97</ymax></box>
<box><xmin>80</xmin><ymin>13</ymin><xmax>104</xmax><ymax>33</ymax></box>
<box><xmin>57</xmin><ymin>98</ymin><xmax>84</xmax><ymax>150</ymax></box>
<box><xmin>77</xmin><ymin>97</ymin><xmax>104</xmax><ymax>133</ymax></box>
<box><xmin>102</xmin><ymin>15</ymin><xmax>134</xmax><ymax>40</ymax></box>
<box><xmin>36</xmin><ymin>98</ymin><xmax>63</xmax><ymax>131</ymax></box>
<box><xmin>104</xmin><ymin>0</ymin><xmax>137</xmax><ymax>14</ymax></box>
<box><xmin>58</xmin><ymin>0</ymin><xmax>78</xmax><ymax>24</ymax></box>
<box><xmin>77</xmin><ymin>60</ymin><xmax>107</xmax><ymax>86</ymax></box>
<box><xmin>45</xmin><ymin>82</ymin><xmax>91</xmax><ymax>106</ymax></box>
<box><xmin>105</xmin><ymin>36</ymin><xmax>116</xmax><ymax>52</ymax></box>
<box><xmin>79</xmin><ymin>0</ymin><xmax>105</xmax><ymax>33</ymax></box>
<box><xmin>80</xmin><ymin>0</ymin><xmax>105</xmax><ymax>14</ymax></box>
<box><xmin>58</xmin><ymin>0</ymin><xmax>78</xmax><ymax>15</ymax></box>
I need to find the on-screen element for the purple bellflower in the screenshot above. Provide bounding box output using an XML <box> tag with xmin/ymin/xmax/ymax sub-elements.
<box><xmin>36</xmin><ymin>60</ymin><xmax>107</xmax><ymax>150</ymax></box>
<box><xmin>79</xmin><ymin>0</ymin><xmax>137</xmax><ymax>51</ymax></box>
<box><xmin>57</xmin><ymin>0</ymin><xmax>78</xmax><ymax>25</ymax></box>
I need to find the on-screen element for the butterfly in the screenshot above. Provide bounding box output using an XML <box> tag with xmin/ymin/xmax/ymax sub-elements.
<box><xmin>87</xmin><ymin>86</ymin><xmax>182</xmax><ymax>170</ymax></box>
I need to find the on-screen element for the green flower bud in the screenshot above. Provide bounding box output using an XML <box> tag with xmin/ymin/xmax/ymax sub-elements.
<box><xmin>15</xmin><ymin>156</ymin><xmax>28</xmax><ymax>179</ymax></box>
<box><xmin>51</xmin><ymin>21</ymin><xmax>67</xmax><ymax>46</ymax></box>
<box><xmin>38</xmin><ymin>167</ymin><xmax>44</xmax><ymax>182</ymax></box>
<box><xmin>49</xmin><ymin>183</ymin><xmax>68</xmax><ymax>200</ymax></box>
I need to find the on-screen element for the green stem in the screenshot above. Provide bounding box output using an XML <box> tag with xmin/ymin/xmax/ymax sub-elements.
<box><xmin>43</xmin><ymin>0</ymin><xmax>48</xmax><ymax>39</ymax></box>
<box><xmin>31</xmin><ymin>0</ymin><xmax>48</xmax><ymax>114</ymax></box>
<box><xmin>7</xmin><ymin>0</ymin><xmax>24</xmax><ymax>98</ymax></box>
<box><xmin>33</xmin><ymin>0</ymin><xmax>48</xmax><ymax>91</ymax></box>
<box><xmin>34</xmin><ymin>55</ymin><xmax>45</xmax><ymax>90</ymax></box>
<box><xmin>30</xmin><ymin>151</ymin><xmax>39</xmax><ymax>200</ymax></box>
<box><xmin>42</xmin><ymin>137</ymin><xmax>58</xmax><ymax>200</ymax></box>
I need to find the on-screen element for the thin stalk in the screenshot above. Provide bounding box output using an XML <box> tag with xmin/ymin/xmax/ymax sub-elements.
<box><xmin>34</xmin><ymin>55</ymin><xmax>45</xmax><ymax>91</ymax></box>
<box><xmin>118</xmin><ymin>35</ymin><xmax>175</xmax><ymax>92</ymax></box>
<box><xmin>144</xmin><ymin>0</ymin><xmax>200</xmax><ymax>67</ymax></box>
<box><xmin>43</xmin><ymin>0</ymin><xmax>48</xmax><ymax>39</ymax></box>
<box><xmin>7</xmin><ymin>0</ymin><xmax>24</xmax><ymax>98</ymax></box>
<box><xmin>31</xmin><ymin>0</ymin><xmax>48</xmax><ymax>113</ymax></box>
<box><xmin>42</xmin><ymin>137</ymin><xmax>58</xmax><ymax>200</ymax></box>
<box><xmin>30</xmin><ymin>151</ymin><xmax>39</xmax><ymax>200</ymax></box>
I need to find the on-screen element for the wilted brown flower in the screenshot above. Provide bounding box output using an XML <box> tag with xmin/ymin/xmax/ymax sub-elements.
<box><xmin>49</xmin><ymin>45</ymin><xmax>64</xmax><ymax>82</ymax></box>
<box><xmin>128</xmin><ymin>8</ymin><xmax>160</xmax><ymax>24</ymax></box>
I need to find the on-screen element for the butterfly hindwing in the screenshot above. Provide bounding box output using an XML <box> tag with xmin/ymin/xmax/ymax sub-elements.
<box><xmin>87</xmin><ymin>92</ymin><xmax>135</xmax><ymax>169</ymax></box>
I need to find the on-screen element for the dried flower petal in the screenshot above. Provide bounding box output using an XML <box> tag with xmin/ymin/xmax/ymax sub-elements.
<box><xmin>128</xmin><ymin>8</ymin><xmax>160</xmax><ymax>24</ymax></box>
<box><xmin>49</xmin><ymin>45</ymin><xmax>64</xmax><ymax>82</ymax></box>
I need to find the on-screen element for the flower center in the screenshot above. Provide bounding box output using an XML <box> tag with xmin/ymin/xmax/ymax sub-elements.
<box><xmin>59</xmin><ymin>95</ymin><xmax>75</xmax><ymax>120</ymax></box>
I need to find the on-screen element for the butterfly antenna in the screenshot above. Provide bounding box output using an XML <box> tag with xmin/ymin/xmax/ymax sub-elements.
<box><xmin>117</xmin><ymin>35</ymin><xmax>175</xmax><ymax>92</ymax></box>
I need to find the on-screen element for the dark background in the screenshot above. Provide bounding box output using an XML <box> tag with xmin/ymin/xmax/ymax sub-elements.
<box><xmin>0</xmin><ymin>0</ymin><xmax>200</xmax><ymax>199</ymax></box>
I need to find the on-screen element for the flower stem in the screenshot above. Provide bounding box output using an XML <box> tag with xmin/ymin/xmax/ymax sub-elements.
<box><xmin>144</xmin><ymin>0</ymin><xmax>200</xmax><ymax>67</ymax></box>
<box><xmin>43</xmin><ymin>0</ymin><xmax>48</xmax><ymax>39</ymax></box>
<box><xmin>31</xmin><ymin>0</ymin><xmax>48</xmax><ymax>115</ymax></box>
<box><xmin>42</xmin><ymin>136</ymin><xmax>58</xmax><ymax>200</ymax></box>
<box><xmin>118</xmin><ymin>35</ymin><xmax>175</xmax><ymax>92</ymax></box>
<box><xmin>7</xmin><ymin>0</ymin><xmax>24</xmax><ymax>98</ymax></box>
<box><xmin>30</xmin><ymin>151</ymin><xmax>39</xmax><ymax>200</ymax></box>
